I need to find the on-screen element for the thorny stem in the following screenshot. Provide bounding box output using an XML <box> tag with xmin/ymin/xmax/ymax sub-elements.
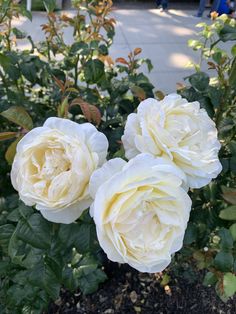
<box><xmin>74</xmin><ymin>55</ymin><xmax>80</xmax><ymax>86</ymax></box>
<box><xmin>6</xmin><ymin>18</ymin><xmax>12</xmax><ymax>51</ymax></box>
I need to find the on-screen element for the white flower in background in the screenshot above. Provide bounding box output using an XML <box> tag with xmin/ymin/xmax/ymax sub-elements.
<box><xmin>11</xmin><ymin>117</ymin><xmax>108</xmax><ymax>224</ymax></box>
<box><xmin>89</xmin><ymin>154</ymin><xmax>191</xmax><ymax>273</ymax></box>
<box><xmin>122</xmin><ymin>94</ymin><xmax>222</xmax><ymax>189</ymax></box>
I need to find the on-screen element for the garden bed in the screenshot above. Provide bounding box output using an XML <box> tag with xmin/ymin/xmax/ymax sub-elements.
<box><xmin>49</xmin><ymin>263</ymin><xmax>236</xmax><ymax>314</ymax></box>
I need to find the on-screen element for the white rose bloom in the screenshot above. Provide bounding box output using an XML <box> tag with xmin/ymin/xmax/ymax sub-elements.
<box><xmin>89</xmin><ymin>154</ymin><xmax>191</xmax><ymax>273</ymax></box>
<box><xmin>122</xmin><ymin>94</ymin><xmax>222</xmax><ymax>189</ymax></box>
<box><xmin>11</xmin><ymin>117</ymin><xmax>108</xmax><ymax>224</ymax></box>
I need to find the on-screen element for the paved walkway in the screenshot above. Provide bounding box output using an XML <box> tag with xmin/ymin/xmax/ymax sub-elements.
<box><xmin>112</xmin><ymin>8</ymin><xmax>201</xmax><ymax>92</ymax></box>
<box><xmin>13</xmin><ymin>4</ymin><xmax>213</xmax><ymax>93</ymax></box>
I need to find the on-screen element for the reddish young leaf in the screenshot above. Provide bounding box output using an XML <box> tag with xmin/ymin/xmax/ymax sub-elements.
<box><xmin>134</xmin><ymin>48</ymin><xmax>142</xmax><ymax>56</ymax></box>
<box><xmin>70</xmin><ymin>98</ymin><xmax>101</xmax><ymax>126</ymax></box>
<box><xmin>0</xmin><ymin>132</ymin><xmax>18</xmax><ymax>141</ymax></box>
<box><xmin>53</xmin><ymin>76</ymin><xmax>65</xmax><ymax>93</ymax></box>
<box><xmin>116</xmin><ymin>57</ymin><xmax>129</xmax><ymax>65</ymax></box>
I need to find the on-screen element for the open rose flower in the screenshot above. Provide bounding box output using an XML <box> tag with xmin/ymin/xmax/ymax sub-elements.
<box><xmin>122</xmin><ymin>94</ymin><xmax>222</xmax><ymax>189</ymax></box>
<box><xmin>89</xmin><ymin>154</ymin><xmax>191</xmax><ymax>273</ymax></box>
<box><xmin>11</xmin><ymin>117</ymin><xmax>108</xmax><ymax>224</ymax></box>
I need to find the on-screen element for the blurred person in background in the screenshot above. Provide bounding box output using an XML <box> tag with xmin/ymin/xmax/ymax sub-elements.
<box><xmin>194</xmin><ymin>0</ymin><xmax>220</xmax><ymax>17</ymax></box>
<box><xmin>217</xmin><ymin>0</ymin><xmax>235</xmax><ymax>16</ymax></box>
<box><xmin>155</xmin><ymin>0</ymin><xmax>169</xmax><ymax>11</ymax></box>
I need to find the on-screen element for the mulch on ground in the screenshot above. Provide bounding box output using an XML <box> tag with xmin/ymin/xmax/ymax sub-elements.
<box><xmin>48</xmin><ymin>262</ymin><xmax>236</xmax><ymax>314</ymax></box>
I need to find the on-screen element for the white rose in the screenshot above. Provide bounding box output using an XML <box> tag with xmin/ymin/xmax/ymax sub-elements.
<box><xmin>89</xmin><ymin>154</ymin><xmax>191</xmax><ymax>273</ymax></box>
<box><xmin>11</xmin><ymin>117</ymin><xmax>108</xmax><ymax>224</ymax></box>
<box><xmin>122</xmin><ymin>94</ymin><xmax>222</xmax><ymax>189</ymax></box>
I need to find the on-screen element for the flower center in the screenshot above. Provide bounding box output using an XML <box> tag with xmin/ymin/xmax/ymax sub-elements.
<box><xmin>40</xmin><ymin>148</ymin><xmax>71</xmax><ymax>180</ymax></box>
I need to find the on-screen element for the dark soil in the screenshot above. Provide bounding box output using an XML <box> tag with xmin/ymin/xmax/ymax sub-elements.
<box><xmin>48</xmin><ymin>263</ymin><xmax>236</xmax><ymax>314</ymax></box>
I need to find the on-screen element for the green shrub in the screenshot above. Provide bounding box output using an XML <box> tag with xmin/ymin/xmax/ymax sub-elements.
<box><xmin>0</xmin><ymin>1</ymin><xmax>235</xmax><ymax>312</ymax></box>
<box><xmin>177</xmin><ymin>14</ymin><xmax>236</xmax><ymax>302</ymax></box>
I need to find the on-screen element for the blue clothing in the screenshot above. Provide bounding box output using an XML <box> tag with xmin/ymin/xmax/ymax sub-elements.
<box><xmin>218</xmin><ymin>0</ymin><xmax>230</xmax><ymax>15</ymax></box>
<box><xmin>156</xmin><ymin>0</ymin><xmax>168</xmax><ymax>10</ymax></box>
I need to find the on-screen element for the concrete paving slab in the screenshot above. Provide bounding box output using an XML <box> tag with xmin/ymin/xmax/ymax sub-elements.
<box><xmin>147</xmin><ymin>70</ymin><xmax>194</xmax><ymax>92</ymax></box>
<box><xmin>121</xmin><ymin>23</ymin><xmax>196</xmax><ymax>45</ymax></box>
<box><xmin>109</xmin><ymin>44</ymin><xmax>131</xmax><ymax>60</ymax></box>
<box><xmin>129</xmin><ymin>43</ymin><xmax>198</xmax><ymax>72</ymax></box>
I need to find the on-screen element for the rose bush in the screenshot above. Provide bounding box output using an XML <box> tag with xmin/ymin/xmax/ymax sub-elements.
<box><xmin>11</xmin><ymin>117</ymin><xmax>108</xmax><ymax>223</ymax></box>
<box><xmin>122</xmin><ymin>94</ymin><xmax>222</xmax><ymax>189</ymax></box>
<box><xmin>0</xmin><ymin>1</ymin><xmax>235</xmax><ymax>312</ymax></box>
<box><xmin>90</xmin><ymin>154</ymin><xmax>191</xmax><ymax>273</ymax></box>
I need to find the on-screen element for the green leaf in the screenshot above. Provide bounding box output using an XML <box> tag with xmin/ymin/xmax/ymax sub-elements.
<box><xmin>1</xmin><ymin>106</ymin><xmax>33</xmax><ymax>130</ymax></box>
<box><xmin>229</xmin><ymin>223</ymin><xmax>236</xmax><ymax>241</ymax></box>
<box><xmin>8</xmin><ymin>228</ymin><xmax>26</xmax><ymax>265</ymax></box>
<box><xmin>58</xmin><ymin>223</ymin><xmax>77</xmax><ymax>248</ymax></box>
<box><xmin>99</xmin><ymin>44</ymin><xmax>108</xmax><ymax>56</ymax></box>
<box><xmin>0</xmin><ymin>260</ymin><xmax>10</xmax><ymax>276</ymax></box>
<box><xmin>28</xmin><ymin>262</ymin><xmax>60</xmax><ymax>300</ymax></box>
<box><xmin>16</xmin><ymin>213</ymin><xmax>52</xmax><ymax>250</ymax></box>
<box><xmin>229</xmin><ymin>141</ymin><xmax>236</xmax><ymax>156</ymax></box>
<box><xmin>146</xmin><ymin>58</ymin><xmax>153</xmax><ymax>72</ymax></box>
<box><xmin>138</xmin><ymin>58</ymin><xmax>153</xmax><ymax>72</ymax></box>
<box><xmin>74</xmin><ymin>223</ymin><xmax>98</xmax><ymax>254</ymax></box>
<box><xmin>212</xmin><ymin>51</ymin><xmax>225</xmax><ymax>65</ymax></box>
<box><xmin>6</xmin><ymin>284</ymin><xmax>34</xmax><ymax>307</ymax></box>
<box><xmin>70</xmin><ymin>42</ymin><xmax>89</xmax><ymax>55</ymax></box>
<box><xmin>219</xmin><ymin>117</ymin><xmax>234</xmax><ymax>135</ymax></box>
<box><xmin>232</xmin><ymin>45</ymin><xmax>236</xmax><ymax>57</ymax></box>
<box><xmin>0</xmin><ymin>54</ymin><xmax>20</xmax><ymax>80</ymax></box>
<box><xmin>12</xmin><ymin>270</ymin><xmax>29</xmax><ymax>285</ymax></box>
<box><xmin>179</xmin><ymin>86</ymin><xmax>199</xmax><ymax>102</ymax></box>
<box><xmin>18</xmin><ymin>203</ymin><xmax>34</xmax><ymax>219</ymax></box>
<box><xmin>214</xmin><ymin>251</ymin><xmax>233</xmax><ymax>272</ymax></box>
<box><xmin>230</xmin><ymin>157</ymin><xmax>236</xmax><ymax>174</ymax></box>
<box><xmin>219</xmin><ymin>25</ymin><xmax>236</xmax><ymax>42</ymax></box>
<box><xmin>207</xmin><ymin>86</ymin><xmax>221</xmax><ymax>108</ymax></box>
<box><xmin>5</xmin><ymin>135</ymin><xmax>23</xmax><ymax>165</ymax></box>
<box><xmin>12</xmin><ymin>27</ymin><xmax>26</xmax><ymax>39</ymax></box>
<box><xmin>221</xmin><ymin>186</ymin><xmax>236</xmax><ymax>205</ymax></box>
<box><xmin>44</xmin><ymin>255</ymin><xmax>62</xmax><ymax>281</ymax></box>
<box><xmin>58</xmin><ymin>219</ymin><xmax>98</xmax><ymax>254</ymax></box>
<box><xmin>62</xmin><ymin>267</ymin><xmax>78</xmax><ymax>291</ymax></box>
<box><xmin>203</xmin><ymin>272</ymin><xmax>218</xmax><ymax>286</ymax></box>
<box><xmin>160</xmin><ymin>273</ymin><xmax>171</xmax><ymax>287</ymax></box>
<box><xmin>223</xmin><ymin>273</ymin><xmax>236</xmax><ymax>299</ymax></box>
<box><xmin>0</xmin><ymin>197</ymin><xmax>6</xmax><ymax>212</ymax></box>
<box><xmin>84</xmin><ymin>59</ymin><xmax>105</xmax><ymax>84</ymax></box>
<box><xmin>218</xmin><ymin>228</ymin><xmax>233</xmax><ymax>250</ymax></box>
<box><xmin>188</xmin><ymin>72</ymin><xmax>209</xmax><ymax>92</ymax></box>
<box><xmin>184</xmin><ymin>223</ymin><xmax>198</xmax><ymax>245</ymax></box>
<box><xmin>219</xmin><ymin>206</ymin><xmax>236</xmax><ymax>221</ymax></box>
<box><xmin>43</xmin><ymin>0</ymin><xmax>56</xmax><ymax>12</ymax></box>
<box><xmin>229</xmin><ymin>57</ymin><xmax>236</xmax><ymax>88</ymax></box>
<box><xmin>0</xmin><ymin>224</ymin><xmax>15</xmax><ymax>254</ymax></box>
<box><xmin>20</xmin><ymin>247</ymin><xmax>42</xmax><ymax>269</ymax></box>
<box><xmin>188</xmin><ymin>39</ymin><xmax>203</xmax><ymax>50</ymax></box>
<box><xmin>20</xmin><ymin>62</ymin><xmax>37</xmax><ymax>83</ymax></box>
<box><xmin>19</xmin><ymin>6</ymin><xmax>32</xmax><ymax>21</ymax></box>
<box><xmin>73</xmin><ymin>264</ymin><xmax>107</xmax><ymax>294</ymax></box>
<box><xmin>198</xmin><ymin>96</ymin><xmax>214</xmax><ymax>118</ymax></box>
